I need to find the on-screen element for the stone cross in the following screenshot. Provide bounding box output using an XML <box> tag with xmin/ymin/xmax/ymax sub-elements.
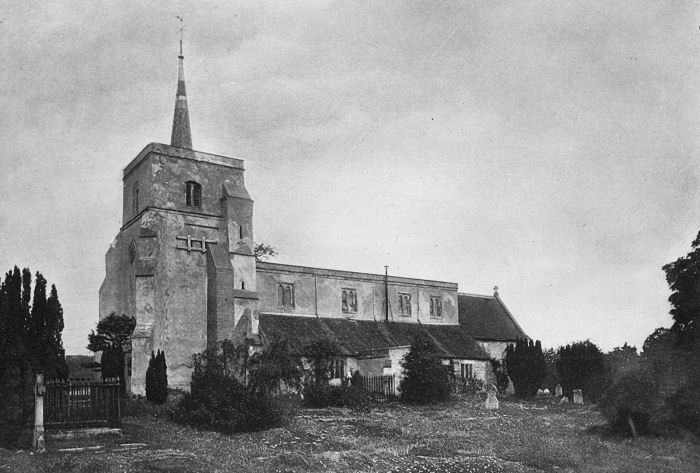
<box><xmin>555</xmin><ymin>384</ymin><xmax>563</xmax><ymax>397</ymax></box>
<box><xmin>573</xmin><ymin>389</ymin><xmax>584</xmax><ymax>405</ymax></box>
<box><xmin>485</xmin><ymin>383</ymin><xmax>499</xmax><ymax>410</ymax></box>
<box><xmin>32</xmin><ymin>374</ymin><xmax>46</xmax><ymax>452</ymax></box>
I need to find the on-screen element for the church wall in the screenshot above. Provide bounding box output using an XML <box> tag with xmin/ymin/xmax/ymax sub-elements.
<box><xmin>122</xmin><ymin>157</ymin><xmax>152</xmax><ymax>227</ymax></box>
<box><xmin>476</xmin><ymin>341</ymin><xmax>510</xmax><ymax>361</ymax></box>
<box><xmin>256</xmin><ymin>263</ymin><xmax>458</xmax><ymax>324</ymax></box>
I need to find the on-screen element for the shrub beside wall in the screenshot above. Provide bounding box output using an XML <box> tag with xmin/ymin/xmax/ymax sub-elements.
<box><xmin>399</xmin><ymin>334</ymin><xmax>451</xmax><ymax>404</ymax></box>
<box><xmin>146</xmin><ymin>350</ymin><xmax>168</xmax><ymax>405</ymax></box>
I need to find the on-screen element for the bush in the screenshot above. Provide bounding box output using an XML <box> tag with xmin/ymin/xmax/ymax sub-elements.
<box><xmin>599</xmin><ymin>370</ymin><xmax>661</xmax><ymax>437</ymax></box>
<box><xmin>557</xmin><ymin>340</ymin><xmax>606</xmax><ymax>402</ymax></box>
<box><xmin>170</xmin><ymin>346</ymin><xmax>283</xmax><ymax>433</ymax></box>
<box><xmin>146</xmin><ymin>350</ymin><xmax>168</xmax><ymax>405</ymax></box>
<box><xmin>457</xmin><ymin>376</ymin><xmax>485</xmax><ymax>395</ymax></box>
<box><xmin>505</xmin><ymin>339</ymin><xmax>546</xmax><ymax>399</ymax></box>
<box><xmin>489</xmin><ymin>359</ymin><xmax>510</xmax><ymax>394</ymax></box>
<box><xmin>669</xmin><ymin>383</ymin><xmax>700</xmax><ymax>436</ymax></box>
<box><xmin>399</xmin><ymin>334</ymin><xmax>451</xmax><ymax>404</ymax></box>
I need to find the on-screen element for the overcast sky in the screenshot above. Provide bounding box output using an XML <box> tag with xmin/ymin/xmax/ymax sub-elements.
<box><xmin>2</xmin><ymin>0</ymin><xmax>699</xmax><ymax>355</ymax></box>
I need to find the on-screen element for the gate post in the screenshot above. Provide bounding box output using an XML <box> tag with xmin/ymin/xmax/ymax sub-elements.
<box><xmin>32</xmin><ymin>374</ymin><xmax>46</xmax><ymax>452</ymax></box>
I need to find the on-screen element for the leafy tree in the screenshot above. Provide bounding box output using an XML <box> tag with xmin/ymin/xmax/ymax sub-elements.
<box><xmin>557</xmin><ymin>340</ymin><xmax>606</xmax><ymax>401</ymax></box>
<box><xmin>399</xmin><ymin>333</ymin><xmax>451</xmax><ymax>404</ymax></box>
<box><xmin>254</xmin><ymin>243</ymin><xmax>278</xmax><ymax>262</ymax></box>
<box><xmin>87</xmin><ymin>312</ymin><xmax>136</xmax><ymax>394</ymax></box>
<box><xmin>248</xmin><ymin>338</ymin><xmax>303</xmax><ymax>395</ymax></box>
<box><xmin>489</xmin><ymin>359</ymin><xmax>510</xmax><ymax>394</ymax></box>
<box><xmin>605</xmin><ymin>343</ymin><xmax>640</xmax><ymax>381</ymax></box>
<box><xmin>146</xmin><ymin>350</ymin><xmax>168</xmax><ymax>404</ymax></box>
<box><xmin>505</xmin><ymin>338</ymin><xmax>546</xmax><ymax>399</ymax></box>
<box><xmin>301</xmin><ymin>338</ymin><xmax>342</xmax><ymax>407</ymax></box>
<box><xmin>600</xmin><ymin>369</ymin><xmax>661</xmax><ymax>437</ymax></box>
<box><xmin>662</xmin><ymin>231</ymin><xmax>700</xmax><ymax>348</ymax></box>
<box><xmin>303</xmin><ymin>338</ymin><xmax>340</xmax><ymax>386</ymax></box>
<box><xmin>171</xmin><ymin>345</ymin><xmax>284</xmax><ymax>433</ymax></box>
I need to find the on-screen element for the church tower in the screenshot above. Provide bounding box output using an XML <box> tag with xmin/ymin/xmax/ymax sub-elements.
<box><xmin>99</xmin><ymin>30</ymin><xmax>259</xmax><ymax>394</ymax></box>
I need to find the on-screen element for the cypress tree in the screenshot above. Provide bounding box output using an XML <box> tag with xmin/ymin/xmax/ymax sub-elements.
<box><xmin>157</xmin><ymin>350</ymin><xmax>168</xmax><ymax>404</ymax></box>
<box><xmin>0</xmin><ymin>267</ymin><xmax>34</xmax><ymax>446</ymax></box>
<box><xmin>146</xmin><ymin>350</ymin><xmax>168</xmax><ymax>404</ymax></box>
<box><xmin>46</xmin><ymin>284</ymin><xmax>67</xmax><ymax>378</ymax></box>
<box><xmin>146</xmin><ymin>351</ymin><xmax>157</xmax><ymax>403</ymax></box>
<box><xmin>505</xmin><ymin>338</ymin><xmax>546</xmax><ymax>399</ymax></box>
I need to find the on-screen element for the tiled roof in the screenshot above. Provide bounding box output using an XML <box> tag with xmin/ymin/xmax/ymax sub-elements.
<box><xmin>258</xmin><ymin>314</ymin><xmax>489</xmax><ymax>360</ymax></box>
<box><xmin>458</xmin><ymin>294</ymin><xmax>527</xmax><ymax>341</ymax></box>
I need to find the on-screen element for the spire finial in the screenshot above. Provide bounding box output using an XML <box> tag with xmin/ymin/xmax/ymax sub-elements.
<box><xmin>177</xmin><ymin>16</ymin><xmax>184</xmax><ymax>58</ymax></box>
<box><xmin>171</xmin><ymin>16</ymin><xmax>192</xmax><ymax>149</ymax></box>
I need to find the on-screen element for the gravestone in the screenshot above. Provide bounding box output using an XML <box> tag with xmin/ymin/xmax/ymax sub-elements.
<box><xmin>536</xmin><ymin>389</ymin><xmax>544</xmax><ymax>396</ymax></box>
<box><xmin>485</xmin><ymin>383</ymin><xmax>499</xmax><ymax>410</ymax></box>
<box><xmin>559</xmin><ymin>396</ymin><xmax>569</xmax><ymax>404</ymax></box>
<box><xmin>543</xmin><ymin>388</ymin><xmax>550</xmax><ymax>395</ymax></box>
<box><xmin>555</xmin><ymin>384</ymin><xmax>563</xmax><ymax>397</ymax></box>
<box><xmin>573</xmin><ymin>389</ymin><xmax>583</xmax><ymax>405</ymax></box>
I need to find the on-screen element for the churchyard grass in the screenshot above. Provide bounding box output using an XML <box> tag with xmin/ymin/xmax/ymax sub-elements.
<box><xmin>2</xmin><ymin>394</ymin><xmax>698</xmax><ymax>472</ymax></box>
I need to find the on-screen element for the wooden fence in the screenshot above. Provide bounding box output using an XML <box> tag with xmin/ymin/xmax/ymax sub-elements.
<box><xmin>358</xmin><ymin>375</ymin><xmax>396</xmax><ymax>399</ymax></box>
<box><xmin>44</xmin><ymin>378</ymin><xmax>121</xmax><ymax>429</ymax></box>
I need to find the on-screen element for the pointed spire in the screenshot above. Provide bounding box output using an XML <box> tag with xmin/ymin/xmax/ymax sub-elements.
<box><xmin>171</xmin><ymin>17</ymin><xmax>192</xmax><ymax>149</ymax></box>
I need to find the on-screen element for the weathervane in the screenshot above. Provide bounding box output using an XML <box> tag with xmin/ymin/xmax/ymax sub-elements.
<box><xmin>176</xmin><ymin>16</ymin><xmax>185</xmax><ymax>58</ymax></box>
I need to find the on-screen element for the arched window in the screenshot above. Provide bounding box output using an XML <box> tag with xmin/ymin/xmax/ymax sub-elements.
<box><xmin>132</xmin><ymin>182</ymin><xmax>139</xmax><ymax>216</ymax></box>
<box><xmin>185</xmin><ymin>181</ymin><xmax>202</xmax><ymax>208</ymax></box>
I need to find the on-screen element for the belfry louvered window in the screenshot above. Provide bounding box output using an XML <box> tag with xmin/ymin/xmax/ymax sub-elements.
<box><xmin>185</xmin><ymin>181</ymin><xmax>202</xmax><ymax>208</ymax></box>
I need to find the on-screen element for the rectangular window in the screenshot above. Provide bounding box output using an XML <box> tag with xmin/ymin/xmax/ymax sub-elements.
<box><xmin>430</xmin><ymin>296</ymin><xmax>443</xmax><ymax>318</ymax></box>
<box><xmin>461</xmin><ymin>362</ymin><xmax>473</xmax><ymax>380</ymax></box>
<box><xmin>330</xmin><ymin>358</ymin><xmax>346</xmax><ymax>379</ymax></box>
<box><xmin>342</xmin><ymin>288</ymin><xmax>357</xmax><ymax>313</ymax></box>
<box><xmin>277</xmin><ymin>283</ymin><xmax>294</xmax><ymax>309</ymax></box>
<box><xmin>398</xmin><ymin>293</ymin><xmax>412</xmax><ymax>316</ymax></box>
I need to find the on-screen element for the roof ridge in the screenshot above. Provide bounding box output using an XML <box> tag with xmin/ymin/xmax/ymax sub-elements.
<box><xmin>458</xmin><ymin>292</ymin><xmax>494</xmax><ymax>299</ymax></box>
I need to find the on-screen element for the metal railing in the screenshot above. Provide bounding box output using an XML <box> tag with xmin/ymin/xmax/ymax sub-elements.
<box><xmin>44</xmin><ymin>377</ymin><xmax>121</xmax><ymax>429</ymax></box>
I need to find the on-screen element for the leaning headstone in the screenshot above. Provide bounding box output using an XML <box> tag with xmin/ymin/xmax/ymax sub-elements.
<box><xmin>559</xmin><ymin>396</ymin><xmax>569</xmax><ymax>404</ymax></box>
<box><xmin>543</xmin><ymin>388</ymin><xmax>550</xmax><ymax>396</ymax></box>
<box><xmin>555</xmin><ymin>384</ymin><xmax>563</xmax><ymax>397</ymax></box>
<box><xmin>573</xmin><ymin>389</ymin><xmax>583</xmax><ymax>405</ymax></box>
<box><xmin>485</xmin><ymin>383</ymin><xmax>499</xmax><ymax>410</ymax></box>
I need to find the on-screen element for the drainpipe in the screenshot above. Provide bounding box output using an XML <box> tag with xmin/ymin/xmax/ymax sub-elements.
<box><xmin>384</xmin><ymin>266</ymin><xmax>389</xmax><ymax>322</ymax></box>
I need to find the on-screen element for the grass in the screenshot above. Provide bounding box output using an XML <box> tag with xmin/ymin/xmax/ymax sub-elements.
<box><xmin>1</xmin><ymin>394</ymin><xmax>698</xmax><ymax>472</ymax></box>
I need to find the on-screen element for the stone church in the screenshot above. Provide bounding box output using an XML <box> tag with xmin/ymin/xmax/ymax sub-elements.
<box><xmin>99</xmin><ymin>45</ymin><xmax>527</xmax><ymax>395</ymax></box>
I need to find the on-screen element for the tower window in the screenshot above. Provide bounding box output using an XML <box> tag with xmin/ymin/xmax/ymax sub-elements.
<box><xmin>132</xmin><ymin>182</ymin><xmax>139</xmax><ymax>216</ymax></box>
<box><xmin>239</xmin><ymin>225</ymin><xmax>243</xmax><ymax>240</ymax></box>
<box><xmin>185</xmin><ymin>181</ymin><xmax>202</xmax><ymax>208</ymax></box>
<box><xmin>398</xmin><ymin>293</ymin><xmax>412</xmax><ymax>316</ymax></box>
<box><xmin>342</xmin><ymin>288</ymin><xmax>357</xmax><ymax>313</ymax></box>
<box><xmin>430</xmin><ymin>296</ymin><xmax>443</xmax><ymax>318</ymax></box>
<box><xmin>277</xmin><ymin>283</ymin><xmax>294</xmax><ymax>309</ymax></box>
